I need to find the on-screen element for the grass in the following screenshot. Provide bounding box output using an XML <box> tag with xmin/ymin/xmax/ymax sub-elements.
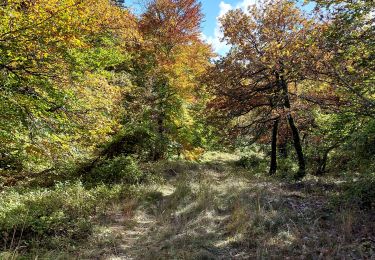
<box><xmin>0</xmin><ymin>153</ymin><xmax>374</xmax><ymax>259</ymax></box>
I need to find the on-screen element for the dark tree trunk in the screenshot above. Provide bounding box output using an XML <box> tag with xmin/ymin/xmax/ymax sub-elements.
<box><xmin>153</xmin><ymin>113</ymin><xmax>166</xmax><ymax>161</ymax></box>
<box><xmin>316</xmin><ymin>145</ymin><xmax>336</xmax><ymax>175</ymax></box>
<box><xmin>269</xmin><ymin>118</ymin><xmax>279</xmax><ymax>175</ymax></box>
<box><xmin>316</xmin><ymin>152</ymin><xmax>328</xmax><ymax>175</ymax></box>
<box><xmin>287</xmin><ymin>115</ymin><xmax>306</xmax><ymax>179</ymax></box>
<box><xmin>279</xmin><ymin>74</ymin><xmax>306</xmax><ymax>179</ymax></box>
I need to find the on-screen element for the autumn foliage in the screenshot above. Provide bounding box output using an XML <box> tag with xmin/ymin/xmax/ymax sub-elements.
<box><xmin>0</xmin><ymin>0</ymin><xmax>374</xmax><ymax>257</ymax></box>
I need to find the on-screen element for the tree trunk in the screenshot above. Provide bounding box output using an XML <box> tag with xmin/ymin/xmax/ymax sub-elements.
<box><xmin>287</xmin><ymin>115</ymin><xmax>306</xmax><ymax>179</ymax></box>
<box><xmin>316</xmin><ymin>152</ymin><xmax>328</xmax><ymax>175</ymax></box>
<box><xmin>316</xmin><ymin>146</ymin><xmax>336</xmax><ymax>175</ymax></box>
<box><xmin>152</xmin><ymin>80</ymin><xmax>170</xmax><ymax>161</ymax></box>
<box><xmin>279</xmin><ymin>75</ymin><xmax>306</xmax><ymax>179</ymax></box>
<box><xmin>153</xmin><ymin>113</ymin><xmax>166</xmax><ymax>161</ymax></box>
<box><xmin>269</xmin><ymin>118</ymin><xmax>279</xmax><ymax>175</ymax></box>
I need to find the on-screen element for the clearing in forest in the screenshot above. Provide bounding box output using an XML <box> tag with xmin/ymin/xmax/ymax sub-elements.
<box><xmin>65</xmin><ymin>153</ymin><xmax>374</xmax><ymax>260</ymax></box>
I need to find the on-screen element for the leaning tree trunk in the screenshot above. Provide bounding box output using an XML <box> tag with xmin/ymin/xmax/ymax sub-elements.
<box><xmin>287</xmin><ymin>115</ymin><xmax>306</xmax><ymax>179</ymax></box>
<box><xmin>280</xmin><ymin>75</ymin><xmax>306</xmax><ymax>179</ymax></box>
<box><xmin>269</xmin><ymin>118</ymin><xmax>279</xmax><ymax>175</ymax></box>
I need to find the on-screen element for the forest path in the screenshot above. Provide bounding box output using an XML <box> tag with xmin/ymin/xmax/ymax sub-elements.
<box><xmin>77</xmin><ymin>153</ymin><xmax>371</xmax><ymax>259</ymax></box>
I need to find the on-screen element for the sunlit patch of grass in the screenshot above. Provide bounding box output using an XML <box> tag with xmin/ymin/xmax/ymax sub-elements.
<box><xmin>200</xmin><ymin>151</ymin><xmax>241</xmax><ymax>163</ymax></box>
<box><xmin>97</xmin><ymin>160</ymin><xmax>375</xmax><ymax>259</ymax></box>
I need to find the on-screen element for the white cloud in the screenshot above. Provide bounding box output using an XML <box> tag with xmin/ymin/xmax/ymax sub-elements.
<box><xmin>237</xmin><ymin>0</ymin><xmax>257</xmax><ymax>11</ymax></box>
<box><xmin>201</xmin><ymin>0</ymin><xmax>256</xmax><ymax>56</ymax></box>
<box><xmin>219</xmin><ymin>1</ymin><xmax>233</xmax><ymax>16</ymax></box>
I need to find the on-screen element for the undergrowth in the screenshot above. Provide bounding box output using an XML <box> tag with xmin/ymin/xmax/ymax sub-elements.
<box><xmin>0</xmin><ymin>182</ymin><xmax>134</xmax><ymax>257</ymax></box>
<box><xmin>85</xmin><ymin>155</ymin><xmax>145</xmax><ymax>185</ymax></box>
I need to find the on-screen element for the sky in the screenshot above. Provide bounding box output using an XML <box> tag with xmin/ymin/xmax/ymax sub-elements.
<box><xmin>200</xmin><ymin>0</ymin><xmax>257</xmax><ymax>55</ymax></box>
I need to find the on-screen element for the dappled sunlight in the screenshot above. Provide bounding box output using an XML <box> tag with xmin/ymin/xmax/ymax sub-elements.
<box><xmin>59</xmin><ymin>155</ymin><xmax>371</xmax><ymax>259</ymax></box>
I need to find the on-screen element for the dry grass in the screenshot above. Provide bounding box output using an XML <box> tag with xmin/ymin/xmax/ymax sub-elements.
<box><xmin>4</xmin><ymin>153</ymin><xmax>374</xmax><ymax>259</ymax></box>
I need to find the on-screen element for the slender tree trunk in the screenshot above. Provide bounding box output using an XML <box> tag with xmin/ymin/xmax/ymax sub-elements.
<box><xmin>152</xmin><ymin>81</ymin><xmax>168</xmax><ymax>161</ymax></box>
<box><xmin>316</xmin><ymin>152</ymin><xmax>328</xmax><ymax>175</ymax></box>
<box><xmin>153</xmin><ymin>113</ymin><xmax>165</xmax><ymax>161</ymax></box>
<box><xmin>280</xmin><ymin>75</ymin><xmax>306</xmax><ymax>179</ymax></box>
<box><xmin>287</xmin><ymin>115</ymin><xmax>306</xmax><ymax>179</ymax></box>
<box><xmin>316</xmin><ymin>145</ymin><xmax>336</xmax><ymax>175</ymax></box>
<box><xmin>269</xmin><ymin>118</ymin><xmax>279</xmax><ymax>175</ymax></box>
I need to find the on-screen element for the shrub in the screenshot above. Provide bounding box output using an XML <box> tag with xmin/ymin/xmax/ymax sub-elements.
<box><xmin>236</xmin><ymin>154</ymin><xmax>263</xmax><ymax>169</ymax></box>
<box><xmin>0</xmin><ymin>182</ymin><xmax>126</xmax><ymax>250</ymax></box>
<box><xmin>277</xmin><ymin>157</ymin><xmax>299</xmax><ymax>179</ymax></box>
<box><xmin>88</xmin><ymin>155</ymin><xmax>143</xmax><ymax>185</ymax></box>
<box><xmin>340</xmin><ymin>176</ymin><xmax>375</xmax><ymax>210</ymax></box>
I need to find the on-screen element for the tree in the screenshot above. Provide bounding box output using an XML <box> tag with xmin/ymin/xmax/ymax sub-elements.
<box><xmin>131</xmin><ymin>0</ymin><xmax>211</xmax><ymax>160</ymax></box>
<box><xmin>0</xmin><ymin>0</ymin><xmax>139</xmax><ymax>171</ymax></box>
<box><xmin>314</xmin><ymin>0</ymin><xmax>374</xmax><ymax>117</ymax></box>
<box><xmin>207</xmin><ymin>0</ymin><xmax>328</xmax><ymax>179</ymax></box>
<box><xmin>298</xmin><ymin>0</ymin><xmax>375</xmax><ymax>175</ymax></box>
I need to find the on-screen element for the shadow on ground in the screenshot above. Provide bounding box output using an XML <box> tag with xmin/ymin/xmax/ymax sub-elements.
<box><xmin>73</xmin><ymin>158</ymin><xmax>374</xmax><ymax>259</ymax></box>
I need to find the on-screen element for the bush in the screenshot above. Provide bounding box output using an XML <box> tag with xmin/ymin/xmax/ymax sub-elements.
<box><xmin>88</xmin><ymin>155</ymin><xmax>143</xmax><ymax>185</ymax></box>
<box><xmin>340</xmin><ymin>176</ymin><xmax>375</xmax><ymax>210</ymax></box>
<box><xmin>236</xmin><ymin>154</ymin><xmax>263</xmax><ymax>169</ymax></box>
<box><xmin>277</xmin><ymin>157</ymin><xmax>299</xmax><ymax>179</ymax></box>
<box><xmin>0</xmin><ymin>182</ymin><xmax>126</xmax><ymax>250</ymax></box>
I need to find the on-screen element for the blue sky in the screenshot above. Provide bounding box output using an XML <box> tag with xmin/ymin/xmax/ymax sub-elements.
<box><xmin>200</xmin><ymin>0</ymin><xmax>258</xmax><ymax>55</ymax></box>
